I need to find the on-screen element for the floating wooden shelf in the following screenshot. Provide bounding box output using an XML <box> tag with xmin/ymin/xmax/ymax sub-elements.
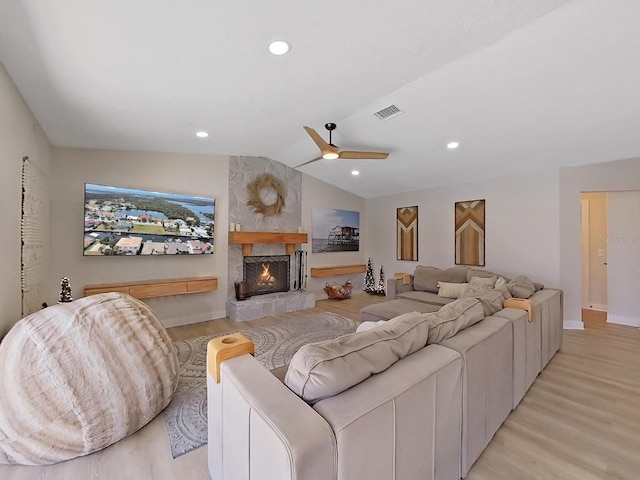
<box><xmin>228</xmin><ymin>231</ymin><xmax>308</xmax><ymax>255</ymax></box>
<box><xmin>310</xmin><ymin>264</ymin><xmax>367</xmax><ymax>278</ymax></box>
<box><xmin>84</xmin><ymin>276</ymin><xmax>218</xmax><ymax>300</ymax></box>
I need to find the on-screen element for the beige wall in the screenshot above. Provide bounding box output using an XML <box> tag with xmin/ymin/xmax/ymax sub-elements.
<box><xmin>0</xmin><ymin>62</ymin><xmax>51</xmax><ymax>337</ymax></box>
<box><xmin>302</xmin><ymin>174</ymin><xmax>367</xmax><ymax>297</ymax></box>
<box><xmin>364</xmin><ymin>168</ymin><xmax>562</xmax><ymax>290</ymax></box>
<box><xmin>50</xmin><ymin>147</ymin><xmax>230</xmax><ymax>327</ymax></box>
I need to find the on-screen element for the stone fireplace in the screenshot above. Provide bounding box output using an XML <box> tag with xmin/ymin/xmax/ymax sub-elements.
<box><xmin>242</xmin><ymin>255</ymin><xmax>290</xmax><ymax>297</ymax></box>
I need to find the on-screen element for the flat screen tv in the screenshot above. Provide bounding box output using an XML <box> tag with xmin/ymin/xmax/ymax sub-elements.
<box><xmin>83</xmin><ymin>183</ymin><xmax>215</xmax><ymax>256</ymax></box>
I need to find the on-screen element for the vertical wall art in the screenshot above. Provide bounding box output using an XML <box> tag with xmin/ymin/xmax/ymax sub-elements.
<box><xmin>455</xmin><ymin>199</ymin><xmax>485</xmax><ymax>266</ymax></box>
<box><xmin>396</xmin><ymin>206</ymin><xmax>418</xmax><ymax>261</ymax></box>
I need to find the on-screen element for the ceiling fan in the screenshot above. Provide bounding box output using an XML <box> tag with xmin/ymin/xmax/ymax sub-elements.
<box><xmin>295</xmin><ymin>123</ymin><xmax>389</xmax><ymax>168</ymax></box>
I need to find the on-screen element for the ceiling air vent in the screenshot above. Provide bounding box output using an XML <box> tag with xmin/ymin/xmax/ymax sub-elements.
<box><xmin>373</xmin><ymin>104</ymin><xmax>404</xmax><ymax>122</ymax></box>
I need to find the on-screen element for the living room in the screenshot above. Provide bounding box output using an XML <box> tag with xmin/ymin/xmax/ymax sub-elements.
<box><xmin>2</xmin><ymin>2</ymin><xmax>640</xmax><ymax>479</ymax></box>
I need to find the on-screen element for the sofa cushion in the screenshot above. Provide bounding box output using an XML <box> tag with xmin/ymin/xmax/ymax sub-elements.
<box><xmin>397</xmin><ymin>290</ymin><xmax>455</xmax><ymax>307</ymax></box>
<box><xmin>413</xmin><ymin>266</ymin><xmax>469</xmax><ymax>293</ymax></box>
<box><xmin>461</xmin><ymin>276</ymin><xmax>497</xmax><ymax>297</ymax></box>
<box><xmin>285</xmin><ymin>311</ymin><xmax>430</xmax><ymax>403</ymax></box>
<box><xmin>466</xmin><ymin>269</ymin><xmax>507</xmax><ymax>283</ymax></box>
<box><xmin>507</xmin><ymin>275</ymin><xmax>536</xmax><ymax>299</ymax></box>
<box><xmin>425</xmin><ymin>297</ymin><xmax>485</xmax><ymax>344</ymax></box>
<box><xmin>360</xmin><ymin>298</ymin><xmax>441</xmax><ymax>322</ymax></box>
<box><xmin>437</xmin><ymin>281</ymin><xmax>468</xmax><ymax>299</ymax></box>
<box><xmin>471</xmin><ymin>289</ymin><xmax>506</xmax><ymax>316</ymax></box>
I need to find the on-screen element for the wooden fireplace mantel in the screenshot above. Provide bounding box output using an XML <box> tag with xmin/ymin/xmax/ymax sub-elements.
<box><xmin>229</xmin><ymin>231</ymin><xmax>308</xmax><ymax>255</ymax></box>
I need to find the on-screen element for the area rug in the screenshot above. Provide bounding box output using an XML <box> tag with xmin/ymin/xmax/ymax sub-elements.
<box><xmin>165</xmin><ymin>312</ymin><xmax>357</xmax><ymax>459</ymax></box>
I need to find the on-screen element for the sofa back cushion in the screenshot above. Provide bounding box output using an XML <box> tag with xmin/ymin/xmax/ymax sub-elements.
<box><xmin>285</xmin><ymin>311</ymin><xmax>430</xmax><ymax>403</ymax></box>
<box><xmin>414</xmin><ymin>265</ymin><xmax>469</xmax><ymax>293</ymax></box>
<box><xmin>425</xmin><ymin>297</ymin><xmax>485</xmax><ymax>344</ymax></box>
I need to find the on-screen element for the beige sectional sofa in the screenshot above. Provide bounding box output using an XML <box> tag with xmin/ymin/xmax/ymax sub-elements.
<box><xmin>207</xmin><ymin>266</ymin><xmax>563</xmax><ymax>480</ymax></box>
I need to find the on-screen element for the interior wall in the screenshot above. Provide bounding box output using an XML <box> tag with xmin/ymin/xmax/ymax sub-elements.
<box><xmin>364</xmin><ymin>168</ymin><xmax>561</xmax><ymax>289</ymax></box>
<box><xmin>0</xmin><ymin>61</ymin><xmax>52</xmax><ymax>338</ymax></box>
<box><xmin>302</xmin><ymin>174</ymin><xmax>367</xmax><ymax>297</ymax></box>
<box><xmin>581</xmin><ymin>192</ymin><xmax>608</xmax><ymax>310</ymax></box>
<box><xmin>607</xmin><ymin>191</ymin><xmax>640</xmax><ymax>326</ymax></box>
<box><xmin>560</xmin><ymin>156</ymin><xmax>640</xmax><ymax>327</ymax></box>
<box><xmin>50</xmin><ymin>147</ymin><xmax>230</xmax><ymax>327</ymax></box>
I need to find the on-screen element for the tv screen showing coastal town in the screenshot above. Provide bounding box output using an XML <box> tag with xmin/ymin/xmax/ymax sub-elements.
<box><xmin>83</xmin><ymin>183</ymin><xmax>215</xmax><ymax>256</ymax></box>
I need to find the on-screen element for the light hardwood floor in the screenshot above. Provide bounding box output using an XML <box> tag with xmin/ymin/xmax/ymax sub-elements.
<box><xmin>1</xmin><ymin>294</ymin><xmax>639</xmax><ymax>479</ymax></box>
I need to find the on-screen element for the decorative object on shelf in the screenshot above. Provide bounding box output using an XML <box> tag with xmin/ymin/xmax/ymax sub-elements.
<box><xmin>363</xmin><ymin>257</ymin><xmax>376</xmax><ymax>293</ymax></box>
<box><xmin>312</xmin><ymin>207</ymin><xmax>360</xmax><ymax>253</ymax></box>
<box><xmin>246</xmin><ymin>173</ymin><xmax>286</xmax><ymax>217</ymax></box>
<box><xmin>397</xmin><ymin>206</ymin><xmax>418</xmax><ymax>261</ymax></box>
<box><xmin>58</xmin><ymin>277</ymin><xmax>73</xmax><ymax>303</ymax></box>
<box><xmin>376</xmin><ymin>266</ymin><xmax>386</xmax><ymax>296</ymax></box>
<box><xmin>455</xmin><ymin>199</ymin><xmax>486</xmax><ymax>266</ymax></box>
<box><xmin>324</xmin><ymin>280</ymin><xmax>353</xmax><ymax>300</ymax></box>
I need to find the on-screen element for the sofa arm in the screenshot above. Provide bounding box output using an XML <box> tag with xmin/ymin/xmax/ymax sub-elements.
<box><xmin>208</xmin><ymin>345</ymin><xmax>337</xmax><ymax>480</ymax></box>
<box><xmin>386</xmin><ymin>276</ymin><xmax>414</xmax><ymax>300</ymax></box>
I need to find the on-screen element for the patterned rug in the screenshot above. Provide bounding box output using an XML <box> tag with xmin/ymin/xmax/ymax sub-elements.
<box><xmin>165</xmin><ymin>312</ymin><xmax>357</xmax><ymax>458</ymax></box>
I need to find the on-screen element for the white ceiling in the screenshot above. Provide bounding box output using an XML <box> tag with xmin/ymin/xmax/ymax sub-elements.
<box><xmin>1</xmin><ymin>0</ymin><xmax>639</xmax><ymax>198</ymax></box>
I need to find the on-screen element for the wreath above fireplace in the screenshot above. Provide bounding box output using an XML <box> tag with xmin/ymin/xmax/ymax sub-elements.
<box><xmin>246</xmin><ymin>173</ymin><xmax>286</xmax><ymax>217</ymax></box>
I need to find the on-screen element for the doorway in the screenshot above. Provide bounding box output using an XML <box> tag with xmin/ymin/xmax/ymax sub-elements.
<box><xmin>581</xmin><ymin>190</ymin><xmax>640</xmax><ymax>326</ymax></box>
<box><xmin>580</xmin><ymin>192</ymin><xmax>608</xmax><ymax>323</ymax></box>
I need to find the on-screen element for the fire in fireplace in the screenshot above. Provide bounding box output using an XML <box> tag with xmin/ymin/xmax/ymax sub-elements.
<box><xmin>243</xmin><ymin>255</ymin><xmax>290</xmax><ymax>297</ymax></box>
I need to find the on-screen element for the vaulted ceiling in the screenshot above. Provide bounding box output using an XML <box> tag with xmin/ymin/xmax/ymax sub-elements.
<box><xmin>1</xmin><ymin>1</ymin><xmax>639</xmax><ymax>197</ymax></box>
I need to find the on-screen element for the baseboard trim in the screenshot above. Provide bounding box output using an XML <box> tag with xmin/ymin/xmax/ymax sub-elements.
<box><xmin>162</xmin><ymin>309</ymin><xmax>227</xmax><ymax>328</ymax></box>
<box><xmin>607</xmin><ymin>314</ymin><xmax>640</xmax><ymax>327</ymax></box>
<box><xmin>563</xmin><ymin>320</ymin><xmax>585</xmax><ymax>330</ymax></box>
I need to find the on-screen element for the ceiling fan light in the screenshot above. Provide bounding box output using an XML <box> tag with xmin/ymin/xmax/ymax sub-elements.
<box><xmin>268</xmin><ymin>40</ymin><xmax>290</xmax><ymax>56</ymax></box>
<box><xmin>322</xmin><ymin>151</ymin><xmax>339</xmax><ymax>160</ymax></box>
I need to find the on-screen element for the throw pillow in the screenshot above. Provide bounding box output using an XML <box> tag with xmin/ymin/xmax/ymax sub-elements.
<box><xmin>437</xmin><ymin>281</ymin><xmax>468</xmax><ymax>298</ymax></box>
<box><xmin>285</xmin><ymin>311</ymin><xmax>429</xmax><ymax>403</ymax></box>
<box><xmin>355</xmin><ymin>320</ymin><xmax>387</xmax><ymax>332</ymax></box>
<box><xmin>466</xmin><ymin>269</ymin><xmax>509</xmax><ymax>283</ymax></box>
<box><xmin>461</xmin><ymin>275</ymin><xmax>497</xmax><ymax>297</ymax></box>
<box><xmin>424</xmin><ymin>297</ymin><xmax>485</xmax><ymax>344</ymax></box>
<box><xmin>507</xmin><ymin>275</ymin><xmax>536</xmax><ymax>299</ymax></box>
<box><xmin>413</xmin><ymin>266</ymin><xmax>442</xmax><ymax>293</ymax></box>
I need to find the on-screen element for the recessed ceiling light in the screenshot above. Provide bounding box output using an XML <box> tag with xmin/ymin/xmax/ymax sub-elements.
<box><xmin>351</xmin><ymin>170</ymin><xmax>360</xmax><ymax>176</ymax></box>
<box><xmin>447</xmin><ymin>142</ymin><xmax>459</xmax><ymax>149</ymax></box>
<box><xmin>268</xmin><ymin>40</ymin><xmax>290</xmax><ymax>56</ymax></box>
<box><xmin>196</xmin><ymin>131</ymin><xmax>209</xmax><ymax>138</ymax></box>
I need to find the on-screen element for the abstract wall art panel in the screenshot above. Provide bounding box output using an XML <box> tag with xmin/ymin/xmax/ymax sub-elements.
<box><xmin>396</xmin><ymin>206</ymin><xmax>418</xmax><ymax>261</ymax></box>
<box><xmin>455</xmin><ymin>199</ymin><xmax>485</xmax><ymax>266</ymax></box>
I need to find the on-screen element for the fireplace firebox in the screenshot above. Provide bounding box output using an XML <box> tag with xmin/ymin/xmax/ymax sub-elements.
<box><xmin>242</xmin><ymin>255</ymin><xmax>290</xmax><ymax>297</ymax></box>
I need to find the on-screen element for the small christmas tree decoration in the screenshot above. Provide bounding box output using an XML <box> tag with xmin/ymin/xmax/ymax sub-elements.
<box><xmin>364</xmin><ymin>257</ymin><xmax>376</xmax><ymax>293</ymax></box>
<box><xmin>376</xmin><ymin>266</ymin><xmax>386</xmax><ymax>296</ymax></box>
<box><xmin>58</xmin><ymin>277</ymin><xmax>74</xmax><ymax>303</ymax></box>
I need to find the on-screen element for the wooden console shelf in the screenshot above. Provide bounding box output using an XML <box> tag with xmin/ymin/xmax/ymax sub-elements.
<box><xmin>310</xmin><ymin>264</ymin><xmax>367</xmax><ymax>278</ymax></box>
<box><xmin>84</xmin><ymin>276</ymin><xmax>218</xmax><ymax>300</ymax></box>
<box><xmin>229</xmin><ymin>231</ymin><xmax>308</xmax><ymax>255</ymax></box>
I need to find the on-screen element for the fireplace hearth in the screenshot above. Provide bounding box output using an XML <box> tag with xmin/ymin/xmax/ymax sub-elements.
<box><xmin>243</xmin><ymin>255</ymin><xmax>290</xmax><ymax>297</ymax></box>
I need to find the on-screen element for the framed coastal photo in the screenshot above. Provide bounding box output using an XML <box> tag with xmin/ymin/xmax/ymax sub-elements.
<box><xmin>396</xmin><ymin>206</ymin><xmax>418</xmax><ymax>261</ymax></box>
<box><xmin>454</xmin><ymin>199</ymin><xmax>485</xmax><ymax>266</ymax></box>
<box><xmin>312</xmin><ymin>208</ymin><xmax>360</xmax><ymax>253</ymax></box>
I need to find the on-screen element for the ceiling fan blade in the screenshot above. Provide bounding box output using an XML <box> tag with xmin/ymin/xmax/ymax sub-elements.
<box><xmin>338</xmin><ymin>150</ymin><xmax>389</xmax><ymax>160</ymax></box>
<box><xmin>303</xmin><ymin>126</ymin><xmax>338</xmax><ymax>155</ymax></box>
<box><xmin>294</xmin><ymin>156</ymin><xmax>323</xmax><ymax>168</ymax></box>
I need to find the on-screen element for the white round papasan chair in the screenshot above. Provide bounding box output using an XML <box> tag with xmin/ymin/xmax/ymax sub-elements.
<box><xmin>0</xmin><ymin>292</ymin><xmax>179</xmax><ymax>465</ymax></box>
